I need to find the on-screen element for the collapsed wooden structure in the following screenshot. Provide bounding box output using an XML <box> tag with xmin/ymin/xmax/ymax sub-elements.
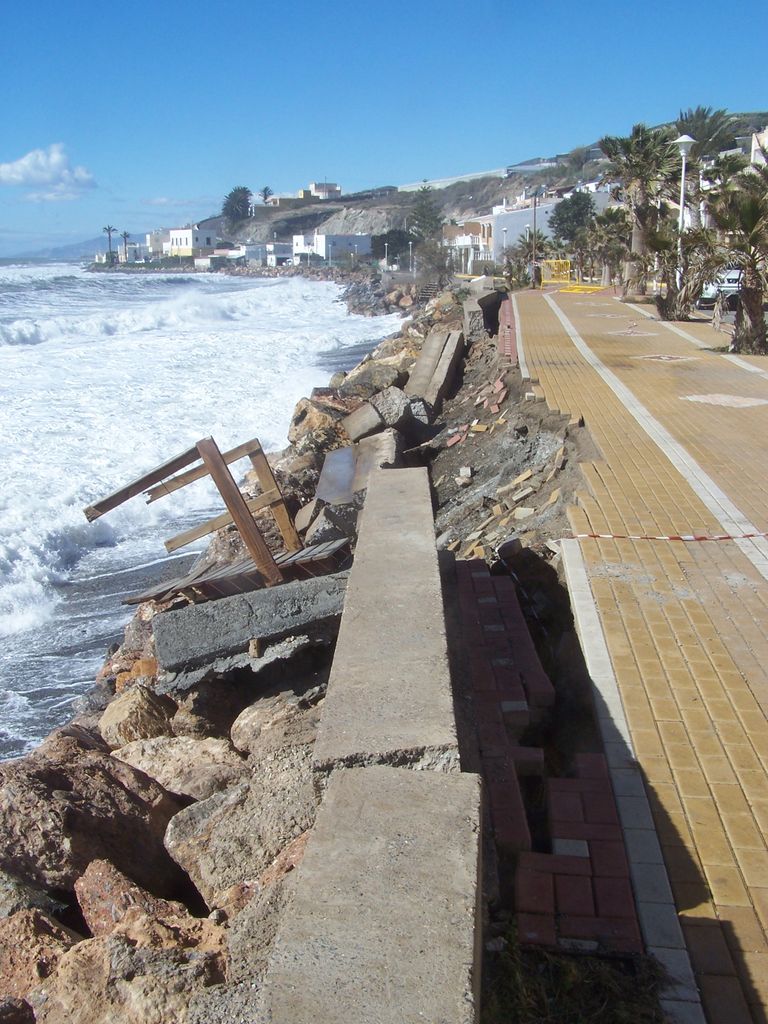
<box><xmin>83</xmin><ymin>435</ymin><xmax>349</xmax><ymax>605</ymax></box>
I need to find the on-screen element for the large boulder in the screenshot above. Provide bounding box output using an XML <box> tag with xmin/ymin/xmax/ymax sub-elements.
<box><xmin>99</xmin><ymin>686</ymin><xmax>176</xmax><ymax>749</ymax></box>
<box><xmin>27</xmin><ymin>921</ymin><xmax>225</xmax><ymax>1024</ymax></box>
<box><xmin>74</xmin><ymin>859</ymin><xmax>188</xmax><ymax>937</ymax></box>
<box><xmin>0</xmin><ymin>910</ymin><xmax>80</xmax><ymax>1001</ymax></box>
<box><xmin>230</xmin><ymin>693</ymin><xmax>323</xmax><ymax>758</ymax></box>
<box><xmin>112</xmin><ymin>737</ymin><xmax>248</xmax><ymax>801</ymax></box>
<box><xmin>337</xmin><ymin>360</ymin><xmax>404</xmax><ymax>399</ymax></box>
<box><xmin>164</xmin><ymin>746</ymin><xmax>317</xmax><ymax>908</ymax></box>
<box><xmin>0</xmin><ymin>736</ymin><xmax>187</xmax><ymax>896</ymax></box>
<box><xmin>169</xmin><ymin>678</ymin><xmax>260</xmax><ymax>739</ymax></box>
<box><xmin>287</xmin><ymin>398</ymin><xmax>348</xmax><ymax>455</ymax></box>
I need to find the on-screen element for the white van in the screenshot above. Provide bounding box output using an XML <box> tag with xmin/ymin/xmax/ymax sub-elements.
<box><xmin>697</xmin><ymin>270</ymin><xmax>743</xmax><ymax>310</ymax></box>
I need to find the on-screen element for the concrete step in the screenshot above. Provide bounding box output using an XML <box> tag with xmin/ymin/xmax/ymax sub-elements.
<box><xmin>313</xmin><ymin>467</ymin><xmax>460</xmax><ymax>773</ymax></box>
<box><xmin>258</xmin><ymin>765</ymin><xmax>482</xmax><ymax>1024</ymax></box>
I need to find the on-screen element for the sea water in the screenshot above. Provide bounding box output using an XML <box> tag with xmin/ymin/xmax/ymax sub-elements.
<box><xmin>0</xmin><ymin>263</ymin><xmax>400</xmax><ymax>758</ymax></box>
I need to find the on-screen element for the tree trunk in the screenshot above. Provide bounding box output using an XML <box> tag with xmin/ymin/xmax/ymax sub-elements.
<box><xmin>733</xmin><ymin>285</ymin><xmax>767</xmax><ymax>354</ymax></box>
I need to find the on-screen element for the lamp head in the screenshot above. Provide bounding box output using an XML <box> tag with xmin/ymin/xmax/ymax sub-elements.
<box><xmin>673</xmin><ymin>134</ymin><xmax>696</xmax><ymax>159</ymax></box>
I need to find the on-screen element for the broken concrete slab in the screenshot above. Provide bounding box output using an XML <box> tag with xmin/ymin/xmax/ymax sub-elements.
<box><xmin>313</xmin><ymin>468</ymin><xmax>460</xmax><ymax>773</ymax></box>
<box><xmin>424</xmin><ymin>330</ymin><xmax>465</xmax><ymax>412</ymax></box>
<box><xmin>463</xmin><ymin>289</ymin><xmax>503</xmax><ymax>341</ymax></box>
<box><xmin>153</xmin><ymin>572</ymin><xmax>349</xmax><ymax>673</ymax></box>
<box><xmin>315</xmin><ymin>447</ymin><xmax>357</xmax><ymax>506</ymax></box>
<box><xmin>342</xmin><ymin>402</ymin><xmax>384</xmax><ymax>442</ymax></box>
<box><xmin>303</xmin><ymin>507</ymin><xmax>346</xmax><ymax>546</ymax></box>
<box><xmin>294</xmin><ymin>499</ymin><xmax>321</xmax><ymax>534</ymax></box>
<box><xmin>155</xmin><ymin>636</ymin><xmax>319</xmax><ymax>696</ymax></box>
<box><xmin>259</xmin><ymin>765</ymin><xmax>482</xmax><ymax>1024</ymax></box>
<box><xmin>350</xmin><ymin>429</ymin><xmax>404</xmax><ymax>494</ymax></box>
<box><xmin>403</xmin><ymin>327</ymin><xmax>464</xmax><ymax>417</ymax></box>
<box><xmin>404</xmin><ymin>328</ymin><xmax>450</xmax><ymax>399</ymax></box>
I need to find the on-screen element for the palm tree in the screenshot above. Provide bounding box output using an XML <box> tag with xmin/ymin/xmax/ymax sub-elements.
<box><xmin>221</xmin><ymin>187</ymin><xmax>252</xmax><ymax>231</ymax></box>
<box><xmin>511</xmin><ymin>229</ymin><xmax>552</xmax><ymax>264</ymax></box>
<box><xmin>259</xmin><ymin>186</ymin><xmax>274</xmax><ymax>205</ymax></box>
<box><xmin>102</xmin><ymin>225</ymin><xmax>117</xmax><ymax>263</ymax></box>
<box><xmin>676</xmin><ymin>106</ymin><xmax>734</xmax><ymax>163</ymax></box>
<box><xmin>599</xmin><ymin>124</ymin><xmax>677</xmax><ymax>291</ymax></box>
<box><xmin>675</xmin><ymin>107</ymin><xmax>736</xmax><ymax>228</ymax></box>
<box><xmin>120</xmin><ymin>230</ymin><xmax>130</xmax><ymax>263</ymax></box>
<box><xmin>587</xmin><ymin>207</ymin><xmax>631</xmax><ymax>286</ymax></box>
<box><xmin>706</xmin><ymin>166</ymin><xmax>768</xmax><ymax>353</ymax></box>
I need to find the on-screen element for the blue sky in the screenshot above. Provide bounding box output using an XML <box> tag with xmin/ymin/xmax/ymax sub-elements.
<box><xmin>1</xmin><ymin>0</ymin><xmax>766</xmax><ymax>256</ymax></box>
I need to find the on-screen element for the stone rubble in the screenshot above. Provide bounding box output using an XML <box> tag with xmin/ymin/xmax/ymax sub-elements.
<box><xmin>0</xmin><ymin>272</ymin><xmax>588</xmax><ymax>1019</ymax></box>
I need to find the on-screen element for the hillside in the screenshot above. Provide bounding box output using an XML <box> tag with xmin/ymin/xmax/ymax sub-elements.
<box><xmin>20</xmin><ymin>109</ymin><xmax>768</xmax><ymax>258</ymax></box>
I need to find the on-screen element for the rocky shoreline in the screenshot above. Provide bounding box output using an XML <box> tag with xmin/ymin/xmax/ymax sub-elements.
<box><xmin>0</xmin><ymin>276</ymin><xmax>587</xmax><ymax>1022</ymax></box>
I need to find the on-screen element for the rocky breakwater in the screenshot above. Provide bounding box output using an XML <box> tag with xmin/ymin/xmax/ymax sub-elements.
<box><xmin>229</xmin><ymin>261</ymin><xmax>421</xmax><ymax>318</ymax></box>
<box><xmin>0</xmin><ymin>286</ymin><xmax>471</xmax><ymax>1023</ymax></box>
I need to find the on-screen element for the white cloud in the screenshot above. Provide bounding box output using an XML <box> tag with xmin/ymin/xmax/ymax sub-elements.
<box><xmin>0</xmin><ymin>144</ymin><xmax>96</xmax><ymax>201</ymax></box>
<box><xmin>140</xmin><ymin>196</ymin><xmax>216</xmax><ymax>208</ymax></box>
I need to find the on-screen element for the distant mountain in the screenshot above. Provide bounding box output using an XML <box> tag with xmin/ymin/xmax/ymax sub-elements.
<box><xmin>19</xmin><ymin>232</ymin><xmax>152</xmax><ymax>261</ymax></box>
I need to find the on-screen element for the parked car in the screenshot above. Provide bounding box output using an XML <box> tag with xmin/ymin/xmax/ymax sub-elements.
<box><xmin>697</xmin><ymin>269</ymin><xmax>743</xmax><ymax>310</ymax></box>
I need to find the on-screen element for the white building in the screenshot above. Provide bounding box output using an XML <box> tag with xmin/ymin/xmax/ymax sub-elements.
<box><xmin>292</xmin><ymin>232</ymin><xmax>372</xmax><ymax>262</ymax></box>
<box><xmin>118</xmin><ymin>242</ymin><xmax>150</xmax><ymax>263</ymax></box>
<box><xmin>146</xmin><ymin>229</ymin><xmax>170</xmax><ymax>257</ymax></box>
<box><xmin>308</xmin><ymin>181</ymin><xmax>342</xmax><ymax>200</ymax></box>
<box><xmin>162</xmin><ymin>225</ymin><xmax>217</xmax><ymax>257</ymax></box>
<box><xmin>751</xmin><ymin>126</ymin><xmax>768</xmax><ymax>165</ymax></box>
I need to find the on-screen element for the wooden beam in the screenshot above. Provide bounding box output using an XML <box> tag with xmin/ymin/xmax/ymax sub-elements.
<box><xmin>144</xmin><ymin>437</ymin><xmax>265</xmax><ymax>503</ymax></box>
<box><xmin>83</xmin><ymin>446</ymin><xmax>201</xmax><ymax>522</ymax></box>
<box><xmin>247</xmin><ymin>449</ymin><xmax>303</xmax><ymax>553</ymax></box>
<box><xmin>196</xmin><ymin>437</ymin><xmax>282</xmax><ymax>586</ymax></box>
<box><xmin>164</xmin><ymin>488</ymin><xmax>280</xmax><ymax>552</ymax></box>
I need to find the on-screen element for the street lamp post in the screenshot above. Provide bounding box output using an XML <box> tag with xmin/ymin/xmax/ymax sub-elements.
<box><xmin>673</xmin><ymin>134</ymin><xmax>695</xmax><ymax>286</ymax></box>
<box><xmin>384</xmin><ymin>242</ymin><xmax>389</xmax><ymax>269</ymax></box>
<box><xmin>409</xmin><ymin>240</ymin><xmax>413</xmax><ymax>275</ymax></box>
<box><xmin>328</xmin><ymin>240</ymin><xmax>333</xmax><ymax>267</ymax></box>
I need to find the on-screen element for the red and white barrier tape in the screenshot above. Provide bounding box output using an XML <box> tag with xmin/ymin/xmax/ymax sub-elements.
<box><xmin>574</xmin><ymin>532</ymin><xmax>768</xmax><ymax>543</ymax></box>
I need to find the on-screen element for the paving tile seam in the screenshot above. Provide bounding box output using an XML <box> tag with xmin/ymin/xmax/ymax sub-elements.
<box><xmin>564</xmin><ymin>299</ymin><xmax>768</xmax><ymax>527</ymax></box>
<box><xmin>588</xmin><ymin>547</ymin><xmax>768</xmax><ymax>901</ymax></box>
<box><xmin>543</xmin><ymin>293</ymin><xmax>768</xmax><ymax>586</ymax></box>
<box><xmin>624</xmin><ymin>300</ymin><xmax>768</xmax><ymax>380</ymax></box>
<box><xmin>519</xmin><ymin>300</ymin><xmax>721</xmax><ymax>538</ymax></box>
<box><xmin>510</xmin><ymin>293</ymin><xmax>531</xmax><ymax>381</ymax></box>
<box><xmin>560</xmin><ymin>539</ymin><xmax>703</xmax><ymax>1017</ymax></box>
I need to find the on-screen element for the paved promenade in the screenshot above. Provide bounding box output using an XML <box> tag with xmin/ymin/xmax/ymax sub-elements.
<box><xmin>515</xmin><ymin>288</ymin><xmax>768</xmax><ymax>1024</ymax></box>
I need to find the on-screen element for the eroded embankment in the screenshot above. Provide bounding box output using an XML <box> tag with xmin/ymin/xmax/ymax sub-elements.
<box><xmin>0</xmin><ymin>280</ymin><xmax>667</xmax><ymax>1023</ymax></box>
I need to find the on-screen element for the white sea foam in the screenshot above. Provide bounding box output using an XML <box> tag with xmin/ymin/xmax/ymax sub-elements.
<box><xmin>0</xmin><ymin>264</ymin><xmax>399</xmax><ymax>755</ymax></box>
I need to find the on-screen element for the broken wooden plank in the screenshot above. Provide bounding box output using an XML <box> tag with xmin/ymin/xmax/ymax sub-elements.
<box><xmin>144</xmin><ymin>436</ymin><xmax>265</xmax><ymax>503</ymax></box>
<box><xmin>83</xmin><ymin>446</ymin><xmax>201</xmax><ymax>521</ymax></box>
<box><xmin>164</xmin><ymin>488</ymin><xmax>281</xmax><ymax>553</ymax></box>
<box><xmin>196</xmin><ymin>437</ymin><xmax>282</xmax><ymax>586</ymax></box>
<box><xmin>247</xmin><ymin>446</ymin><xmax>302</xmax><ymax>552</ymax></box>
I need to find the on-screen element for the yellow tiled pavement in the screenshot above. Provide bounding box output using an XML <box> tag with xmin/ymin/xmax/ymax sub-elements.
<box><xmin>516</xmin><ymin>289</ymin><xmax>768</xmax><ymax>1023</ymax></box>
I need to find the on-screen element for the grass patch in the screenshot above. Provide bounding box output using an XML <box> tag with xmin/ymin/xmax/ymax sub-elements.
<box><xmin>483</xmin><ymin>928</ymin><xmax>666</xmax><ymax>1024</ymax></box>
